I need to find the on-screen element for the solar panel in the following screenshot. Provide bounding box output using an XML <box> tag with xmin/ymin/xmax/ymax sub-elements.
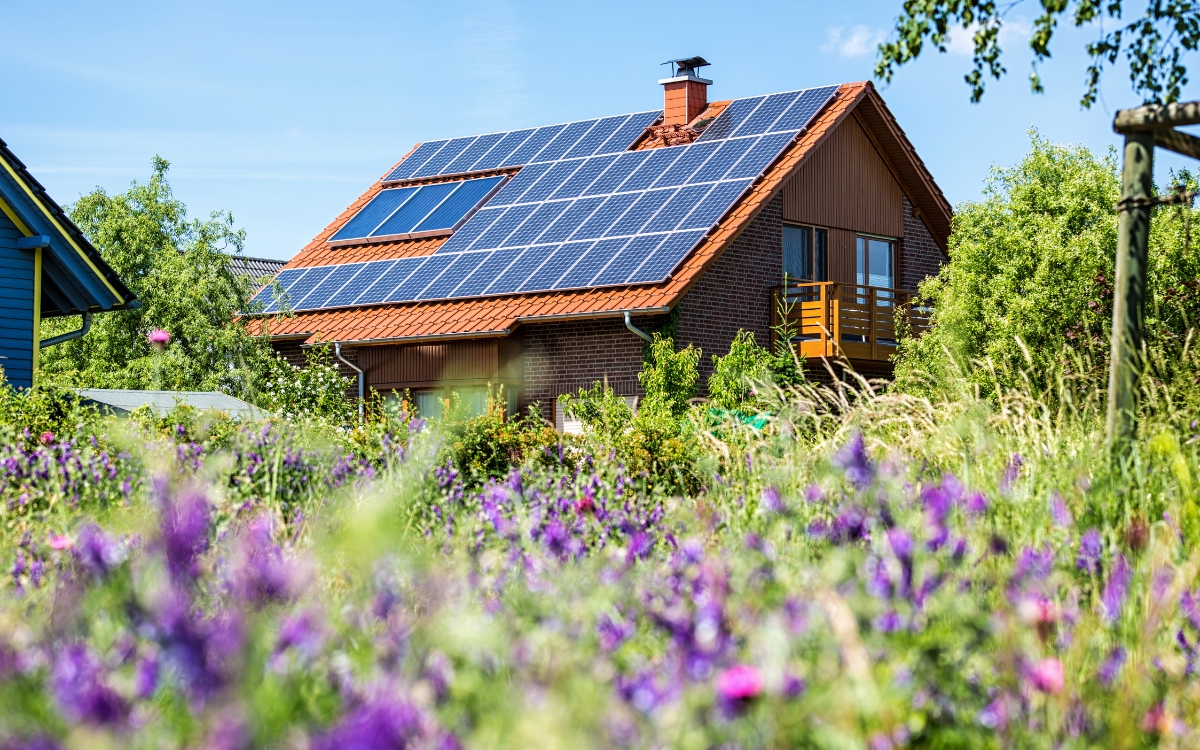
<box><xmin>250</xmin><ymin>268</ymin><xmax>307</xmax><ymax>313</ymax></box>
<box><xmin>333</xmin><ymin>177</ymin><xmax>502</xmax><ymax>242</ymax></box>
<box><xmin>372</xmin><ymin>182</ymin><xmax>458</xmax><ymax>236</ymax></box>
<box><xmin>330</xmin><ymin>188</ymin><xmax>417</xmax><ymax>242</ymax></box>
<box><xmin>487</xmin><ymin>245</ymin><xmax>556</xmax><ymax>295</ymax></box>
<box><xmin>256</xmin><ymin>86</ymin><xmax>839</xmax><ymax>313</ymax></box>
<box><xmin>502</xmin><ymin>201</ymin><xmax>570</xmax><ymax>247</ymax></box>
<box><xmin>732</xmin><ymin>91</ymin><xmax>800</xmax><ymax>137</ymax></box>
<box><xmin>554</xmin><ymin>239</ymin><xmax>622</xmax><ymax>289</ymax></box>
<box><xmin>410</xmin><ymin>137</ymin><xmax>476</xmax><ymax>178</ymax></box>
<box><xmin>592</xmin><ymin>234</ymin><xmax>665</xmax><ymax>286</ymax></box>
<box><xmin>469</xmin><ymin>129</ymin><xmax>534</xmax><ymax>172</ymax></box>
<box><xmin>324</xmin><ymin>264</ymin><xmax>375</xmax><ymax>308</ymax></box>
<box><xmin>357</xmin><ymin>258</ymin><xmax>420</xmax><ymax>305</ymax></box>
<box><xmin>381</xmin><ymin>111</ymin><xmax>659</xmax><ymax>182</ymax></box>
<box><xmin>564</xmin><ymin>115</ymin><xmax>628</xmax><ymax>159</ymax></box>
<box><xmin>417</xmin><ymin>252</ymin><xmax>488</xmax><ymax>300</ymax></box>
<box><xmin>384</xmin><ymin>141</ymin><xmax>448</xmax><ymax>181</ymax></box>
<box><xmin>414</xmin><ymin>176</ymin><xmax>504</xmax><ymax>232</ymax></box>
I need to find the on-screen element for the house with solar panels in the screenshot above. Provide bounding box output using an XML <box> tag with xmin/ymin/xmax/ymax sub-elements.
<box><xmin>0</xmin><ymin>137</ymin><xmax>137</xmax><ymax>390</ymax></box>
<box><xmin>250</xmin><ymin>58</ymin><xmax>952</xmax><ymax>423</ymax></box>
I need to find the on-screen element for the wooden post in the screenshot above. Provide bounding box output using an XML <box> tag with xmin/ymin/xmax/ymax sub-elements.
<box><xmin>868</xmin><ymin>287</ymin><xmax>878</xmax><ymax>361</ymax></box>
<box><xmin>819</xmin><ymin>283</ymin><xmax>828</xmax><ymax>354</ymax></box>
<box><xmin>831</xmin><ymin>283</ymin><xmax>841</xmax><ymax>358</ymax></box>
<box><xmin>1106</xmin><ymin>131</ymin><xmax>1155</xmax><ymax>449</ymax></box>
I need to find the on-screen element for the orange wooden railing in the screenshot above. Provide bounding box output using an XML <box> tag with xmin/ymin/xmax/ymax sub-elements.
<box><xmin>769</xmin><ymin>281</ymin><xmax>933</xmax><ymax>362</ymax></box>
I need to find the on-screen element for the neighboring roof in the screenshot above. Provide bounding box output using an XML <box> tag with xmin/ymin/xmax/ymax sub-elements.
<box><xmin>0</xmin><ymin>137</ymin><xmax>136</xmax><ymax>318</ymax></box>
<box><xmin>228</xmin><ymin>254</ymin><xmax>286</xmax><ymax>279</ymax></box>
<box><xmin>77</xmin><ymin>389</ymin><xmax>270</xmax><ymax>419</ymax></box>
<box><xmin>258</xmin><ymin>81</ymin><xmax>950</xmax><ymax>346</ymax></box>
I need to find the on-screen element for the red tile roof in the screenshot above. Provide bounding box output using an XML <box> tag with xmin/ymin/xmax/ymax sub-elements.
<box><xmin>259</xmin><ymin>81</ymin><xmax>949</xmax><ymax>346</ymax></box>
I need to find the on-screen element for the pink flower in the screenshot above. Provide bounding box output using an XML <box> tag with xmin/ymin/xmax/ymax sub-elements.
<box><xmin>38</xmin><ymin>432</ymin><xmax>55</xmax><ymax>445</ymax></box>
<box><xmin>716</xmin><ymin>664</ymin><xmax>763</xmax><ymax>701</ymax></box>
<box><xmin>1027</xmin><ymin>657</ymin><xmax>1064</xmax><ymax>694</ymax></box>
<box><xmin>49</xmin><ymin>534</ymin><xmax>73</xmax><ymax>550</ymax></box>
<box><xmin>148</xmin><ymin>329</ymin><xmax>170</xmax><ymax>351</ymax></box>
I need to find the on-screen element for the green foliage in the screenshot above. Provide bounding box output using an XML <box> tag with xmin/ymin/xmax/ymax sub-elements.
<box><xmin>876</xmin><ymin>0</ymin><xmax>1200</xmax><ymax>107</ymax></box>
<box><xmin>707</xmin><ymin>329</ymin><xmax>806</xmax><ymax>412</ymax></box>
<box><xmin>638</xmin><ymin>333</ymin><xmax>699</xmax><ymax>417</ymax></box>
<box><xmin>895</xmin><ymin>132</ymin><xmax>1200</xmax><ymax>400</ymax></box>
<box><xmin>441</xmin><ymin>391</ymin><xmax>565</xmax><ymax>485</ymax></box>
<box><xmin>0</xmin><ymin>374</ymin><xmax>104</xmax><ymax>442</ymax></box>
<box><xmin>39</xmin><ymin>157</ymin><xmax>276</xmax><ymax>397</ymax></box>
<box><xmin>560</xmin><ymin>382</ymin><xmax>633</xmax><ymax>446</ymax></box>
<box><xmin>259</xmin><ymin>344</ymin><xmax>356</xmax><ymax>425</ymax></box>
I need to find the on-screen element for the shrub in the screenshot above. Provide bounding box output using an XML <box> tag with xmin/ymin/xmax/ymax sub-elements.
<box><xmin>258</xmin><ymin>343</ymin><xmax>355</xmax><ymax>425</ymax></box>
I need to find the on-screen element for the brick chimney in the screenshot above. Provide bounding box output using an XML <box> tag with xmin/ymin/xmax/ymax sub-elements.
<box><xmin>659</xmin><ymin>57</ymin><xmax>712</xmax><ymax>126</ymax></box>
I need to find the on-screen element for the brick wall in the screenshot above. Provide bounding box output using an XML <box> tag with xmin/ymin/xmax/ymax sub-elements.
<box><xmin>519</xmin><ymin>317</ymin><xmax>659</xmax><ymax>416</ymax></box>
<box><xmin>899</xmin><ymin>197</ymin><xmax>946</xmax><ymax>291</ymax></box>
<box><xmin>674</xmin><ymin>194</ymin><xmax>784</xmax><ymax>389</ymax></box>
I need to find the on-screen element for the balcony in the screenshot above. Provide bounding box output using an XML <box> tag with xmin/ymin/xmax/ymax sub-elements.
<box><xmin>770</xmin><ymin>281</ymin><xmax>932</xmax><ymax>365</ymax></box>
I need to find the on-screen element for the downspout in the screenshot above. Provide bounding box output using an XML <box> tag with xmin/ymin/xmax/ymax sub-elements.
<box><xmin>624</xmin><ymin>311</ymin><xmax>652</xmax><ymax>343</ymax></box>
<box><xmin>40</xmin><ymin>312</ymin><xmax>92</xmax><ymax>348</ymax></box>
<box><xmin>333</xmin><ymin>342</ymin><xmax>364</xmax><ymax>419</ymax></box>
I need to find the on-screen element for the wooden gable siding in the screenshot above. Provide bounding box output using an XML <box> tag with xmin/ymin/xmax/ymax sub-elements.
<box><xmin>0</xmin><ymin>210</ymin><xmax>34</xmax><ymax>389</ymax></box>
<box><xmin>357</xmin><ymin>337</ymin><xmax>522</xmax><ymax>391</ymax></box>
<box><xmin>780</xmin><ymin>115</ymin><xmax>905</xmax><ymax>283</ymax></box>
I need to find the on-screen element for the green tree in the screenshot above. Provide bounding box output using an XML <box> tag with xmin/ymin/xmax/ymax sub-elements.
<box><xmin>638</xmin><ymin>334</ymin><xmax>700</xmax><ymax>417</ymax></box>
<box><xmin>877</xmin><ymin>1</ymin><xmax>1200</xmax><ymax>107</ymax></box>
<box><xmin>894</xmin><ymin>131</ymin><xmax>1200</xmax><ymax>397</ymax></box>
<box><xmin>39</xmin><ymin>157</ymin><xmax>276</xmax><ymax>396</ymax></box>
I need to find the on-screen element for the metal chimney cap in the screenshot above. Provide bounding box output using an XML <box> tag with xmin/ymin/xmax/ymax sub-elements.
<box><xmin>662</xmin><ymin>56</ymin><xmax>710</xmax><ymax>78</ymax></box>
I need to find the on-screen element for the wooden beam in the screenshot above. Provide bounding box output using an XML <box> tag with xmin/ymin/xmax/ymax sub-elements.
<box><xmin>1114</xmin><ymin>101</ymin><xmax>1200</xmax><ymax>133</ymax></box>
<box><xmin>1153</xmin><ymin>127</ymin><xmax>1200</xmax><ymax>160</ymax></box>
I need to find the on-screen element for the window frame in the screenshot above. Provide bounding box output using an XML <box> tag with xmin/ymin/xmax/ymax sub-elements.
<box><xmin>855</xmin><ymin>233</ymin><xmax>897</xmax><ymax>290</ymax></box>
<box><xmin>782</xmin><ymin>222</ymin><xmax>828</xmax><ymax>283</ymax></box>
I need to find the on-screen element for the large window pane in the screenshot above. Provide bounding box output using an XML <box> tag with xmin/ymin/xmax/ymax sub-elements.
<box><xmin>415</xmin><ymin>390</ymin><xmax>445</xmax><ymax>421</ymax></box>
<box><xmin>814</xmin><ymin>228</ymin><xmax>828</xmax><ymax>281</ymax></box>
<box><xmin>782</xmin><ymin>225</ymin><xmax>813</xmax><ymax>282</ymax></box>
<box><xmin>453</xmin><ymin>388</ymin><xmax>489</xmax><ymax>419</ymax></box>
<box><xmin>868</xmin><ymin>238</ymin><xmax>894</xmax><ymax>288</ymax></box>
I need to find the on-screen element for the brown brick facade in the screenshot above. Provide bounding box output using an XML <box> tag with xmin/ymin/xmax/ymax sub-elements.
<box><xmin>899</xmin><ymin>196</ymin><xmax>946</xmax><ymax>291</ymax></box>
<box><xmin>675</xmin><ymin>194</ymin><xmax>784</xmax><ymax>389</ymax></box>
<box><xmin>518</xmin><ymin>317</ymin><xmax>657</xmax><ymax>416</ymax></box>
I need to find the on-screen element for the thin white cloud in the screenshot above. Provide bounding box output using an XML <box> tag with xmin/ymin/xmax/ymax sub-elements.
<box><xmin>821</xmin><ymin>25</ymin><xmax>887</xmax><ymax>58</ymax></box>
<box><xmin>452</xmin><ymin>0</ymin><xmax>528</xmax><ymax>126</ymax></box>
<box><xmin>946</xmin><ymin>18</ymin><xmax>1034</xmax><ymax>56</ymax></box>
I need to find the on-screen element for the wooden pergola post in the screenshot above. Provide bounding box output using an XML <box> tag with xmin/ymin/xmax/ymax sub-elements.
<box><xmin>1109</xmin><ymin>101</ymin><xmax>1200</xmax><ymax>449</ymax></box>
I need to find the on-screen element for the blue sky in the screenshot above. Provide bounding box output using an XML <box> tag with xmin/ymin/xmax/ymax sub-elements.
<box><xmin>3</xmin><ymin>0</ymin><xmax>1197</xmax><ymax>259</ymax></box>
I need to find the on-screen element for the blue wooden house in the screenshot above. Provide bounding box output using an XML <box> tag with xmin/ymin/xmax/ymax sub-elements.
<box><xmin>0</xmin><ymin>137</ymin><xmax>136</xmax><ymax>389</ymax></box>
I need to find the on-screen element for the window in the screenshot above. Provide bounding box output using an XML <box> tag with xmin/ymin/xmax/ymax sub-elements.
<box><xmin>410</xmin><ymin>384</ymin><xmax>518</xmax><ymax>421</ymax></box>
<box><xmin>856</xmin><ymin>236</ymin><xmax>895</xmax><ymax>289</ymax></box>
<box><xmin>414</xmin><ymin>390</ymin><xmax>445</xmax><ymax>421</ymax></box>
<box><xmin>782</xmin><ymin>224</ymin><xmax>827</xmax><ymax>282</ymax></box>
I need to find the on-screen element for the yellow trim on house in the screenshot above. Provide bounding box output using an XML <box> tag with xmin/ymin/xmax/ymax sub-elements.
<box><xmin>32</xmin><ymin>247</ymin><xmax>42</xmax><ymax>388</ymax></box>
<box><xmin>0</xmin><ymin>191</ymin><xmax>32</xmax><ymax>236</ymax></box>
<box><xmin>0</xmin><ymin>153</ymin><xmax>126</xmax><ymax>304</ymax></box>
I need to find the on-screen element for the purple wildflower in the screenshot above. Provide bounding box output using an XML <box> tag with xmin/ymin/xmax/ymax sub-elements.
<box><xmin>134</xmin><ymin>654</ymin><xmax>159</xmax><ymax>699</ymax></box>
<box><xmin>964</xmin><ymin>491</ymin><xmax>988</xmax><ymax>517</ymax></box>
<box><xmin>1182</xmin><ymin>589</ymin><xmax>1200</xmax><ymax>631</ymax></box>
<box><xmin>1027</xmin><ymin>657</ymin><xmax>1064</xmax><ymax>694</ymax></box>
<box><xmin>314</xmin><ymin>691</ymin><xmax>426</xmax><ymax>750</ymax></box>
<box><xmin>75</xmin><ymin>523</ymin><xmax>125</xmax><ymax>579</ymax></box>
<box><xmin>1050</xmin><ymin>493</ymin><xmax>1073</xmax><ymax>527</ymax></box>
<box><xmin>231</xmin><ymin>514</ymin><xmax>303</xmax><ymax>606</ymax></box>
<box><xmin>50</xmin><ymin>644</ymin><xmax>129</xmax><ymax>726</ymax></box>
<box><xmin>832</xmin><ymin>432</ymin><xmax>875</xmax><ymax>487</ymax></box>
<box><xmin>1097</xmin><ymin>647</ymin><xmax>1125</xmax><ymax>686</ymax></box>
<box><xmin>160</xmin><ymin>487</ymin><xmax>211</xmax><ymax>581</ymax></box>
<box><xmin>1077</xmin><ymin>530</ymin><xmax>1102</xmax><ymax>576</ymax></box>
<box><xmin>1101</xmin><ymin>555</ymin><xmax>1131</xmax><ymax>625</ymax></box>
<box><xmin>626</xmin><ymin>532</ymin><xmax>653</xmax><ymax>564</ymax></box>
<box><xmin>759</xmin><ymin>486</ymin><xmax>785</xmax><ymax>514</ymax></box>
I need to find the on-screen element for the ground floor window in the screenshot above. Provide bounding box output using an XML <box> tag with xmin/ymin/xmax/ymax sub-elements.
<box><xmin>409</xmin><ymin>384</ymin><xmax>518</xmax><ymax>421</ymax></box>
<box><xmin>782</xmin><ymin>224</ymin><xmax>827</xmax><ymax>282</ymax></box>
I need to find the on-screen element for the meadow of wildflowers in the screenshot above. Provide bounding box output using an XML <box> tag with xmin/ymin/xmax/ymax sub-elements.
<box><xmin>1</xmin><ymin>371</ymin><xmax>1199</xmax><ymax>750</ymax></box>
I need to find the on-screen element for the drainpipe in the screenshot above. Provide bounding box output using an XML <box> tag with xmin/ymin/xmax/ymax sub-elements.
<box><xmin>624</xmin><ymin>311</ymin><xmax>652</xmax><ymax>343</ymax></box>
<box><xmin>40</xmin><ymin>312</ymin><xmax>92</xmax><ymax>348</ymax></box>
<box><xmin>333</xmin><ymin>342</ymin><xmax>364</xmax><ymax>419</ymax></box>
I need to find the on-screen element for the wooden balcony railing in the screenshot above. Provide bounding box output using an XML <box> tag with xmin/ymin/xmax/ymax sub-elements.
<box><xmin>769</xmin><ymin>281</ymin><xmax>933</xmax><ymax>363</ymax></box>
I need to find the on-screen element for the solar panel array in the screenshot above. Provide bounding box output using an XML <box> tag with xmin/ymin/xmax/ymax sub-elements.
<box><xmin>384</xmin><ymin>110</ymin><xmax>662</xmax><ymax>182</ymax></box>
<box><xmin>330</xmin><ymin>175</ymin><xmax>504</xmax><ymax>242</ymax></box>
<box><xmin>251</xmin><ymin>85</ymin><xmax>840</xmax><ymax>314</ymax></box>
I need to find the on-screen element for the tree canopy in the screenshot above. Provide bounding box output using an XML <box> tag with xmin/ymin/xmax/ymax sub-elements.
<box><xmin>39</xmin><ymin>158</ymin><xmax>277</xmax><ymax>397</ymax></box>
<box><xmin>878</xmin><ymin>1</ymin><xmax>1200</xmax><ymax>107</ymax></box>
